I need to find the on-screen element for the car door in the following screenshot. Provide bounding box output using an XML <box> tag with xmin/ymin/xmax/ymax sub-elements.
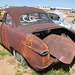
<box><xmin>1</xmin><ymin>13</ymin><xmax>13</xmax><ymax>50</ymax></box>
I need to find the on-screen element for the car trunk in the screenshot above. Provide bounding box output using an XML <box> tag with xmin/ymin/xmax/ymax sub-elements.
<box><xmin>32</xmin><ymin>28</ymin><xmax>75</xmax><ymax>64</ymax></box>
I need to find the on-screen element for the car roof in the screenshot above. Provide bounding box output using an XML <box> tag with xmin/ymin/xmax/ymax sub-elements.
<box><xmin>4</xmin><ymin>7</ymin><xmax>46</xmax><ymax>17</ymax></box>
<box><xmin>3</xmin><ymin>7</ymin><xmax>47</xmax><ymax>27</ymax></box>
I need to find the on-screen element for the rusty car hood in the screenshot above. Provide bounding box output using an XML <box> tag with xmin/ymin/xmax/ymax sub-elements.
<box><xmin>15</xmin><ymin>22</ymin><xmax>61</xmax><ymax>33</ymax></box>
<box><xmin>43</xmin><ymin>34</ymin><xmax>75</xmax><ymax>64</ymax></box>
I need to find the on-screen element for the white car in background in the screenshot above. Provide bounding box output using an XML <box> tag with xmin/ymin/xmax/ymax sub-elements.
<box><xmin>48</xmin><ymin>11</ymin><xmax>75</xmax><ymax>30</ymax></box>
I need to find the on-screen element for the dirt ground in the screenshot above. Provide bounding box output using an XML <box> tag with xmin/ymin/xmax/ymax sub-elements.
<box><xmin>0</xmin><ymin>56</ymin><xmax>16</xmax><ymax>75</ymax></box>
<box><xmin>0</xmin><ymin>45</ymin><xmax>32</xmax><ymax>75</ymax></box>
<box><xmin>0</xmin><ymin>55</ymin><xmax>32</xmax><ymax>75</ymax></box>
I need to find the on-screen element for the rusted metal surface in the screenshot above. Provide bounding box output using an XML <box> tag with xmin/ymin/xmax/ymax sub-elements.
<box><xmin>43</xmin><ymin>34</ymin><xmax>75</xmax><ymax>64</ymax></box>
<box><xmin>0</xmin><ymin>7</ymin><xmax>75</xmax><ymax>71</ymax></box>
<box><xmin>3</xmin><ymin>7</ymin><xmax>48</xmax><ymax>27</ymax></box>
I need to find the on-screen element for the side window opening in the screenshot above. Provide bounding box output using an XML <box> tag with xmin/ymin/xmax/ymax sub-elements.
<box><xmin>5</xmin><ymin>14</ymin><xmax>12</xmax><ymax>26</ymax></box>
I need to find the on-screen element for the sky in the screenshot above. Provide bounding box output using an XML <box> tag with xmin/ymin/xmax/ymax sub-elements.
<box><xmin>0</xmin><ymin>0</ymin><xmax>75</xmax><ymax>9</ymax></box>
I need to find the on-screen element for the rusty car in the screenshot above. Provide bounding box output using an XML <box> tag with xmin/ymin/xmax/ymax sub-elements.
<box><xmin>0</xmin><ymin>7</ymin><xmax>75</xmax><ymax>71</ymax></box>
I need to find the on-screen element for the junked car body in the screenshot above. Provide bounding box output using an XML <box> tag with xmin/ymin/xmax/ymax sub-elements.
<box><xmin>0</xmin><ymin>7</ymin><xmax>75</xmax><ymax>71</ymax></box>
<box><xmin>48</xmin><ymin>11</ymin><xmax>75</xmax><ymax>30</ymax></box>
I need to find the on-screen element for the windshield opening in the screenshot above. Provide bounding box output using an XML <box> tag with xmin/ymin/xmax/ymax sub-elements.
<box><xmin>19</xmin><ymin>12</ymin><xmax>52</xmax><ymax>26</ymax></box>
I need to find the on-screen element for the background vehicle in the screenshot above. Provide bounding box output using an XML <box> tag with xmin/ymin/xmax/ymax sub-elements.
<box><xmin>48</xmin><ymin>11</ymin><xmax>75</xmax><ymax>30</ymax></box>
<box><xmin>0</xmin><ymin>10</ymin><xmax>4</xmax><ymax>22</ymax></box>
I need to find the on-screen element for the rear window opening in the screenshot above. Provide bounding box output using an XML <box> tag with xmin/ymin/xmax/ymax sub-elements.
<box><xmin>19</xmin><ymin>12</ymin><xmax>52</xmax><ymax>26</ymax></box>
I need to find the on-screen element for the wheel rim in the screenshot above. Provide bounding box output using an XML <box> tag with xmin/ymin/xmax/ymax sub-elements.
<box><xmin>13</xmin><ymin>50</ymin><xmax>26</xmax><ymax>65</ymax></box>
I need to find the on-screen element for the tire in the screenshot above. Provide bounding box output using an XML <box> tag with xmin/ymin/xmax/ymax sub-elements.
<box><xmin>13</xmin><ymin>50</ymin><xmax>26</xmax><ymax>66</ymax></box>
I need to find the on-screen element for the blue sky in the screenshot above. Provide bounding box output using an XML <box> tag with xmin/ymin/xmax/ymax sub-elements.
<box><xmin>0</xmin><ymin>0</ymin><xmax>75</xmax><ymax>9</ymax></box>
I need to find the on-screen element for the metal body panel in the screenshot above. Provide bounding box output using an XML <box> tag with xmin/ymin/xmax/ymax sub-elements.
<box><xmin>1</xmin><ymin>23</ymin><xmax>13</xmax><ymax>50</ymax></box>
<box><xmin>14</xmin><ymin>22</ymin><xmax>61</xmax><ymax>34</ymax></box>
<box><xmin>43</xmin><ymin>34</ymin><xmax>75</xmax><ymax>64</ymax></box>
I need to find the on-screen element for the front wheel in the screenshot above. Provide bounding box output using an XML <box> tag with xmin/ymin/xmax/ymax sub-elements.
<box><xmin>13</xmin><ymin>50</ymin><xmax>26</xmax><ymax>66</ymax></box>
